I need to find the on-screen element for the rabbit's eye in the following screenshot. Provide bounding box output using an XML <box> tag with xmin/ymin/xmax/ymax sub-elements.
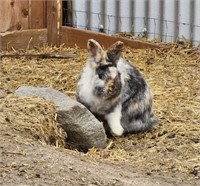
<box><xmin>96</xmin><ymin>66</ymin><xmax>108</xmax><ymax>79</ymax></box>
<box><xmin>98</xmin><ymin>74</ymin><xmax>103</xmax><ymax>79</ymax></box>
<box><xmin>98</xmin><ymin>71</ymin><xmax>106</xmax><ymax>79</ymax></box>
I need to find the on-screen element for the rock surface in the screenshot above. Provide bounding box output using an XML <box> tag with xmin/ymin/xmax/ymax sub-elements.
<box><xmin>15</xmin><ymin>86</ymin><xmax>107</xmax><ymax>151</ymax></box>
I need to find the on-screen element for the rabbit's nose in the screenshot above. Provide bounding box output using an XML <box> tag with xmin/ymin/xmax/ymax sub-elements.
<box><xmin>105</xmin><ymin>80</ymin><xmax>114</xmax><ymax>91</ymax></box>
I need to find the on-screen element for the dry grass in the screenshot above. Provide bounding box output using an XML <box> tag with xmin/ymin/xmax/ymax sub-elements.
<box><xmin>0</xmin><ymin>95</ymin><xmax>66</xmax><ymax>147</ymax></box>
<box><xmin>0</xmin><ymin>40</ymin><xmax>199</xmax><ymax>181</ymax></box>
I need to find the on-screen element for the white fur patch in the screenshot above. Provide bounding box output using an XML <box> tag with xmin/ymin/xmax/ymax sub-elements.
<box><xmin>117</xmin><ymin>59</ymin><xmax>130</xmax><ymax>86</ymax></box>
<box><xmin>109</xmin><ymin>67</ymin><xmax>118</xmax><ymax>79</ymax></box>
<box><xmin>78</xmin><ymin>64</ymin><xmax>99</xmax><ymax>103</ymax></box>
<box><xmin>77</xmin><ymin>62</ymin><xmax>109</xmax><ymax>114</ymax></box>
<box><xmin>105</xmin><ymin>104</ymin><xmax>124</xmax><ymax>136</ymax></box>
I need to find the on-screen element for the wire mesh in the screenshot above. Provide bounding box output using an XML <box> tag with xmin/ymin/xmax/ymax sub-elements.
<box><xmin>62</xmin><ymin>1</ymin><xmax>200</xmax><ymax>46</ymax></box>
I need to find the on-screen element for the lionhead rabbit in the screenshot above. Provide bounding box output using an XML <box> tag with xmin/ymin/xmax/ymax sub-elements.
<box><xmin>76</xmin><ymin>39</ymin><xmax>156</xmax><ymax>136</ymax></box>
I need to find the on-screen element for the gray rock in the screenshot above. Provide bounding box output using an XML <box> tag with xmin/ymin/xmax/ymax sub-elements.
<box><xmin>15</xmin><ymin>86</ymin><xmax>107</xmax><ymax>151</ymax></box>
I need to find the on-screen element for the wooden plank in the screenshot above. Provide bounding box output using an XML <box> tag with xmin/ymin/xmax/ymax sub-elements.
<box><xmin>0</xmin><ymin>53</ymin><xmax>77</xmax><ymax>60</ymax></box>
<box><xmin>29</xmin><ymin>0</ymin><xmax>47</xmax><ymax>29</ymax></box>
<box><xmin>61</xmin><ymin>26</ymin><xmax>163</xmax><ymax>49</ymax></box>
<box><xmin>47</xmin><ymin>0</ymin><xmax>62</xmax><ymax>46</ymax></box>
<box><xmin>0</xmin><ymin>29</ymin><xmax>47</xmax><ymax>51</ymax></box>
<box><xmin>0</xmin><ymin>0</ymin><xmax>29</xmax><ymax>33</ymax></box>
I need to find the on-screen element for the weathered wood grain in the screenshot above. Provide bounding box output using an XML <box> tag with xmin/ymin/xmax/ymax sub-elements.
<box><xmin>0</xmin><ymin>29</ymin><xmax>47</xmax><ymax>51</ymax></box>
<box><xmin>47</xmin><ymin>0</ymin><xmax>62</xmax><ymax>46</ymax></box>
<box><xmin>0</xmin><ymin>0</ymin><xmax>29</xmax><ymax>32</ymax></box>
<box><xmin>61</xmin><ymin>26</ymin><xmax>163</xmax><ymax>49</ymax></box>
<box><xmin>29</xmin><ymin>0</ymin><xmax>47</xmax><ymax>29</ymax></box>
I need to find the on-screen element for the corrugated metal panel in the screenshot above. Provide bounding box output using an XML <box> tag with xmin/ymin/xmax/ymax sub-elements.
<box><xmin>67</xmin><ymin>0</ymin><xmax>200</xmax><ymax>46</ymax></box>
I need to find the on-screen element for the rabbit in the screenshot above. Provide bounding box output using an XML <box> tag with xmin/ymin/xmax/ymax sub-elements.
<box><xmin>76</xmin><ymin>39</ymin><xmax>156</xmax><ymax>136</ymax></box>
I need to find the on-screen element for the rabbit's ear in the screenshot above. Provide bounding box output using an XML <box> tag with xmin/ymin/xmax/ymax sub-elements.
<box><xmin>87</xmin><ymin>39</ymin><xmax>103</xmax><ymax>58</ymax></box>
<box><xmin>107</xmin><ymin>41</ymin><xmax>124</xmax><ymax>63</ymax></box>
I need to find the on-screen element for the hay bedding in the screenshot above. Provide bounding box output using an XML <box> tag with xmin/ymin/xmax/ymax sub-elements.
<box><xmin>0</xmin><ymin>41</ymin><xmax>199</xmax><ymax>181</ymax></box>
<box><xmin>0</xmin><ymin>95</ymin><xmax>66</xmax><ymax>148</ymax></box>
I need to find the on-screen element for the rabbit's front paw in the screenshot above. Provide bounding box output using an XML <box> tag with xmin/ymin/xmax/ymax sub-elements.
<box><xmin>110</xmin><ymin>125</ymin><xmax>124</xmax><ymax>136</ymax></box>
<box><xmin>105</xmin><ymin>104</ymin><xmax>124</xmax><ymax>136</ymax></box>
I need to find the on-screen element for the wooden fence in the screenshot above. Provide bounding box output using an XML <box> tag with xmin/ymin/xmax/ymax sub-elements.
<box><xmin>0</xmin><ymin>0</ymin><xmax>161</xmax><ymax>51</ymax></box>
<box><xmin>0</xmin><ymin>0</ymin><xmax>47</xmax><ymax>32</ymax></box>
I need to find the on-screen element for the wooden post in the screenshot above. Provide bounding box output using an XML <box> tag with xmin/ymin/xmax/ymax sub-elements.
<box><xmin>47</xmin><ymin>0</ymin><xmax>62</xmax><ymax>46</ymax></box>
<box><xmin>29</xmin><ymin>0</ymin><xmax>47</xmax><ymax>29</ymax></box>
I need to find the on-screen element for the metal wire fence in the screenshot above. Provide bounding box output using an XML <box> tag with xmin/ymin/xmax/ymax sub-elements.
<box><xmin>63</xmin><ymin>0</ymin><xmax>200</xmax><ymax>46</ymax></box>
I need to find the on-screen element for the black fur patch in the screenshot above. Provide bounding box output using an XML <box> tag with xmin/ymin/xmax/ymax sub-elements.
<box><xmin>126</xmin><ymin>68</ymin><xmax>146</xmax><ymax>97</ymax></box>
<box><xmin>93</xmin><ymin>100</ymin><xmax>119</xmax><ymax>117</ymax></box>
<box><xmin>94</xmin><ymin>64</ymin><xmax>122</xmax><ymax>99</ymax></box>
<box><xmin>93</xmin><ymin>86</ymin><xmax>104</xmax><ymax>96</ymax></box>
<box><xmin>96</xmin><ymin>64</ymin><xmax>116</xmax><ymax>80</ymax></box>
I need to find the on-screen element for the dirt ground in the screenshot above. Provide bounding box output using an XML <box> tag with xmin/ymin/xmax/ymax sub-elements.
<box><xmin>0</xmin><ymin>128</ymin><xmax>198</xmax><ymax>186</ymax></box>
<box><xmin>0</xmin><ymin>40</ymin><xmax>200</xmax><ymax>185</ymax></box>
